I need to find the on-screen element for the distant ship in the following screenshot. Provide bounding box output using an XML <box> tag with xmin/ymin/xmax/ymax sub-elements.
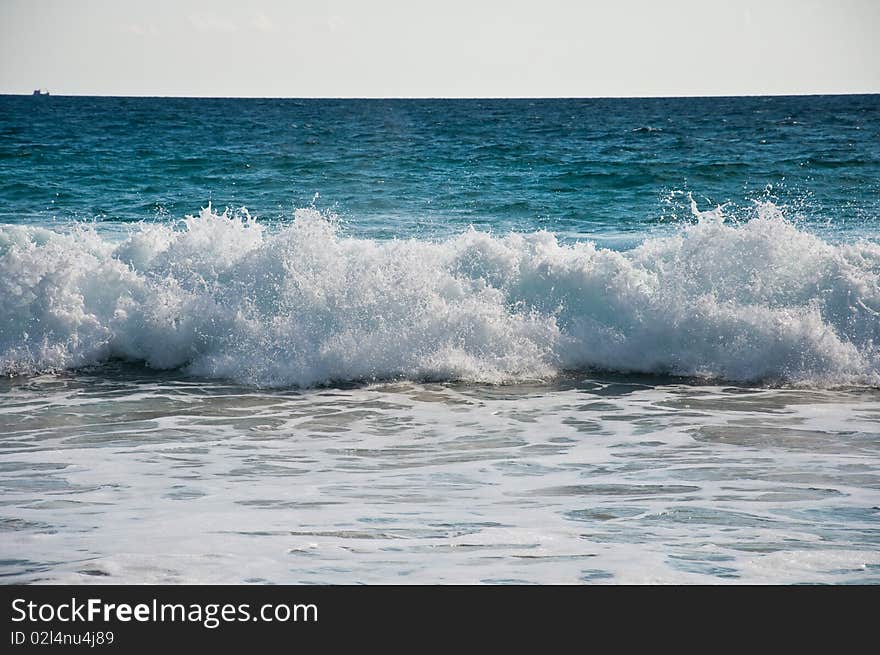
<box><xmin>32</xmin><ymin>89</ymin><xmax>49</xmax><ymax>96</ymax></box>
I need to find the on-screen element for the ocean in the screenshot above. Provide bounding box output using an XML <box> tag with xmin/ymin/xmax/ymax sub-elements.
<box><xmin>1</xmin><ymin>95</ymin><xmax>878</xmax><ymax>583</ymax></box>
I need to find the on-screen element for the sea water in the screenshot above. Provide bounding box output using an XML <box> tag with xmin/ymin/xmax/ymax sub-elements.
<box><xmin>1</xmin><ymin>95</ymin><xmax>878</xmax><ymax>583</ymax></box>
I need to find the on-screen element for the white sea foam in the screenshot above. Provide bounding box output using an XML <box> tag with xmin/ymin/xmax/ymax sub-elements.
<box><xmin>1</xmin><ymin>204</ymin><xmax>878</xmax><ymax>387</ymax></box>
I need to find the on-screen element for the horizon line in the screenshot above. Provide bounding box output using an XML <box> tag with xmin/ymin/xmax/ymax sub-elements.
<box><xmin>3</xmin><ymin>91</ymin><xmax>879</xmax><ymax>101</ymax></box>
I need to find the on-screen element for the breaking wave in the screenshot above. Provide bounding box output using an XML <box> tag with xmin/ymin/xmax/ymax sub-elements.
<box><xmin>1</xmin><ymin>204</ymin><xmax>878</xmax><ymax>387</ymax></box>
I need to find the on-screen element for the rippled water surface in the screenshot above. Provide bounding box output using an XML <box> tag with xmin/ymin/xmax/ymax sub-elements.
<box><xmin>1</xmin><ymin>368</ymin><xmax>878</xmax><ymax>584</ymax></box>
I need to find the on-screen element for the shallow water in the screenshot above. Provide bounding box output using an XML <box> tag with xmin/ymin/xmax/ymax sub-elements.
<box><xmin>1</xmin><ymin>367</ymin><xmax>878</xmax><ymax>584</ymax></box>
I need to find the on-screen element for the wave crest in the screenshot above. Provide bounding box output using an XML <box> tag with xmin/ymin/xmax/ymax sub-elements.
<box><xmin>1</xmin><ymin>205</ymin><xmax>878</xmax><ymax>387</ymax></box>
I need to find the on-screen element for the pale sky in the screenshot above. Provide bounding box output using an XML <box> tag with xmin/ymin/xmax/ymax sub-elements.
<box><xmin>1</xmin><ymin>0</ymin><xmax>878</xmax><ymax>97</ymax></box>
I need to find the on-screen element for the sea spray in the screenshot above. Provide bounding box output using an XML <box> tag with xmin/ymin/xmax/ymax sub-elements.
<box><xmin>1</xmin><ymin>205</ymin><xmax>878</xmax><ymax>387</ymax></box>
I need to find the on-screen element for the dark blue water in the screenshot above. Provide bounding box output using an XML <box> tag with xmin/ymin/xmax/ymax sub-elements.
<box><xmin>2</xmin><ymin>95</ymin><xmax>879</xmax><ymax>241</ymax></box>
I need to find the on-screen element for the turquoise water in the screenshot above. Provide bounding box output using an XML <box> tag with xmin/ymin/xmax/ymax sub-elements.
<box><xmin>0</xmin><ymin>95</ymin><xmax>878</xmax><ymax>584</ymax></box>
<box><xmin>2</xmin><ymin>95</ymin><xmax>879</xmax><ymax>241</ymax></box>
